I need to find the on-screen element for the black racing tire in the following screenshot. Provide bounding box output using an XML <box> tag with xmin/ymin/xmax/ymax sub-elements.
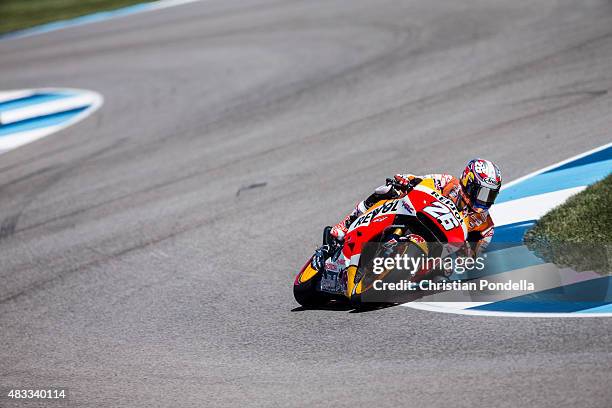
<box><xmin>293</xmin><ymin>258</ymin><xmax>328</xmax><ymax>307</ymax></box>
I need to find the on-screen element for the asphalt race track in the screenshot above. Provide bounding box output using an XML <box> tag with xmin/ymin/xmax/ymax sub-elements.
<box><xmin>1</xmin><ymin>1</ymin><xmax>612</xmax><ymax>407</ymax></box>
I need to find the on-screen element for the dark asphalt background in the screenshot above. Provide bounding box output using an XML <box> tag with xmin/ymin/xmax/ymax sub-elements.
<box><xmin>1</xmin><ymin>0</ymin><xmax>611</xmax><ymax>406</ymax></box>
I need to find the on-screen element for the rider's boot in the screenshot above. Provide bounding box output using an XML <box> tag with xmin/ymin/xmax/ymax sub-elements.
<box><xmin>312</xmin><ymin>202</ymin><xmax>369</xmax><ymax>270</ymax></box>
<box><xmin>329</xmin><ymin>184</ymin><xmax>397</xmax><ymax>240</ymax></box>
<box><xmin>311</xmin><ymin>226</ymin><xmax>335</xmax><ymax>271</ymax></box>
<box><xmin>329</xmin><ymin>204</ymin><xmax>364</xmax><ymax>241</ymax></box>
<box><xmin>313</xmin><ymin>184</ymin><xmax>399</xmax><ymax>271</ymax></box>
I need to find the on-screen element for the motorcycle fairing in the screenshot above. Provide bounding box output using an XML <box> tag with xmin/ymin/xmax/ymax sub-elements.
<box><xmin>316</xmin><ymin>182</ymin><xmax>468</xmax><ymax>297</ymax></box>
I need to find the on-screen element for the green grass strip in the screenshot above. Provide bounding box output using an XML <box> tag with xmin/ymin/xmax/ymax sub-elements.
<box><xmin>0</xmin><ymin>0</ymin><xmax>154</xmax><ymax>35</ymax></box>
<box><xmin>524</xmin><ymin>173</ymin><xmax>612</xmax><ymax>273</ymax></box>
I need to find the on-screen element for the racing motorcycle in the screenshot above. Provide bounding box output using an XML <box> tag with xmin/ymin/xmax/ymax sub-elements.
<box><xmin>293</xmin><ymin>177</ymin><xmax>468</xmax><ymax>307</ymax></box>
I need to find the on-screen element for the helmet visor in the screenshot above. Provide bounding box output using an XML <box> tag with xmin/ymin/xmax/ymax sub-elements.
<box><xmin>474</xmin><ymin>185</ymin><xmax>499</xmax><ymax>207</ymax></box>
<box><xmin>465</xmin><ymin>183</ymin><xmax>499</xmax><ymax>209</ymax></box>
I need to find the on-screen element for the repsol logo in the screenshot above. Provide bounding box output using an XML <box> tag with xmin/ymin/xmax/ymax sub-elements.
<box><xmin>428</xmin><ymin>189</ymin><xmax>461</xmax><ymax>221</ymax></box>
<box><xmin>353</xmin><ymin>201</ymin><xmax>399</xmax><ymax>227</ymax></box>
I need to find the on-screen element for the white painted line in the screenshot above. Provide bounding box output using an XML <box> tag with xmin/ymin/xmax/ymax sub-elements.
<box><xmin>0</xmin><ymin>125</ymin><xmax>63</xmax><ymax>153</ymax></box>
<box><xmin>402</xmin><ymin>302</ymin><xmax>612</xmax><ymax>318</ymax></box>
<box><xmin>502</xmin><ymin>142</ymin><xmax>612</xmax><ymax>190</ymax></box>
<box><xmin>143</xmin><ymin>0</ymin><xmax>205</xmax><ymax>11</ymax></box>
<box><xmin>418</xmin><ymin>302</ymin><xmax>493</xmax><ymax>310</ymax></box>
<box><xmin>490</xmin><ymin>186</ymin><xmax>586</xmax><ymax>226</ymax></box>
<box><xmin>0</xmin><ymin>94</ymin><xmax>95</xmax><ymax>125</ymax></box>
<box><xmin>0</xmin><ymin>90</ymin><xmax>34</xmax><ymax>104</ymax></box>
<box><xmin>404</xmin><ymin>262</ymin><xmax>596</xmax><ymax>303</ymax></box>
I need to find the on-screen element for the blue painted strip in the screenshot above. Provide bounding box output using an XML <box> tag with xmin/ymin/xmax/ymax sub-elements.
<box><xmin>577</xmin><ymin>303</ymin><xmax>612</xmax><ymax>314</ymax></box>
<box><xmin>0</xmin><ymin>93</ymin><xmax>73</xmax><ymax>112</ymax></box>
<box><xmin>449</xmin><ymin>221</ymin><xmax>537</xmax><ymax>280</ymax></box>
<box><xmin>450</xmin><ymin>221</ymin><xmax>539</xmax><ymax>279</ymax></box>
<box><xmin>0</xmin><ymin>2</ymin><xmax>156</xmax><ymax>40</ymax></box>
<box><xmin>491</xmin><ymin>220</ymin><xmax>536</xmax><ymax>243</ymax></box>
<box><xmin>0</xmin><ymin>107</ymin><xmax>88</xmax><ymax>137</ymax></box>
<box><xmin>498</xmin><ymin>160</ymin><xmax>612</xmax><ymax>203</ymax></box>
<box><xmin>451</xmin><ymin>244</ymin><xmax>544</xmax><ymax>280</ymax></box>
<box><xmin>543</xmin><ymin>145</ymin><xmax>612</xmax><ymax>174</ymax></box>
<box><xmin>469</xmin><ymin>276</ymin><xmax>612</xmax><ymax>313</ymax></box>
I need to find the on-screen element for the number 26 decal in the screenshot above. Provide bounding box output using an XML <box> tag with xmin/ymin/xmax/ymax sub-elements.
<box><xmin>423</xmin><ymin>201</ymin><xmax>460</xmax><ymax>231</ymax></box>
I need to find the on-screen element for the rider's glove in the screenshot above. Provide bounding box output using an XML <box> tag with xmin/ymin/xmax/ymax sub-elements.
<box><xmin>386</xmin><ymin>174</ymin><xmax>420</xmax><ymax>194</ymax></box>
<box><xmin>393</xmin><ymin>174</ymin><xmax>417</xmax><ymax>188</ymax></box>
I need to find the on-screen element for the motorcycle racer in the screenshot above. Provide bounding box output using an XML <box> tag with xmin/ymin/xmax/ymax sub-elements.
<box><xmin>312</xmin><ymin>159</ymin><xmax>502</xmax><ymax>270</ymax></box>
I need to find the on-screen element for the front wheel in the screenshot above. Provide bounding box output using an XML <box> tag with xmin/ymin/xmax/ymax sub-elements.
<box><xmin>293</xmin><ymin>257</ymin><xmax>328</xmax><ymax>307</ymax></box>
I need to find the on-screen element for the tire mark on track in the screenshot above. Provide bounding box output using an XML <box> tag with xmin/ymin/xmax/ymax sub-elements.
<box><xmin>0</xmin><ymin>183</ymin><xmax>304</xmax><ymax>308</ymax></box>
<box><xmin>13</xmin><ymin>70</ymin><xmax>607</xmax><ymax>239</ymax></box>
<box><xmin>0</xmin><ymin>165</ymin><xmax>59</xmax><ymax>239</ymax></box>
<box><xmin>512</xmin><ymin>89</ymin><xmax>608</xmax><ymax>104</ymax></box>
<box><xmin>0</xmin><ymin>165</ymin><xmax>60</xmax><ymax>189</ymax></box>
<box><xmin>0</xmin><ymin>139</ymin><xmax>95</xmax><ymax>174</ymax></box>
<box><xmin>0</xmin><ymin>214</ymin><xmax>19</xmax><ymax>239</ymax></box>
<box><xmin>0</xmin><ymin>140</ymin><xmax>125</xmax><ymax>241</ymax></box>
